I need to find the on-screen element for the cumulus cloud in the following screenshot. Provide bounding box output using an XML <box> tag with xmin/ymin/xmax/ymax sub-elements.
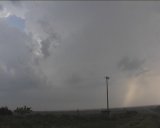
<box><xmin>0</xmin><ymin>6</ymin><xmax>10</xmax><ymax>18</ymax></box>
<box><xmin>0</xmin><ymin>18</ymin><xmax>50</xmax><ymax>109</ymax></box>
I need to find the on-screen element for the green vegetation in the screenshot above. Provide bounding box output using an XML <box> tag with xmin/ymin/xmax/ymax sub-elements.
<box><xmin>0</xmin><ymin>106</ymin><xmax>12</xmax><ymax>116</ymax></box>
<box><xmin>14</xmin><ymin>106</ymin><xmax>32</xmax><ymax>115</ymax></box>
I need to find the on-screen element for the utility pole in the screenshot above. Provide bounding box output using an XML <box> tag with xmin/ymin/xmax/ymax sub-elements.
<box><xmin>105</xmin><ymin>76</ymin><xmax>110</xmax><ymax>116</ymax></box>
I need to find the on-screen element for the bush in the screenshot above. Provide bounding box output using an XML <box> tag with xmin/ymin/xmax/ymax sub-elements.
<box><xmin>124</xmin><ymin>110</ymin><xmax>138</xmax><ymax>117</ymax></box>
<box><xmin>14</xmin><ymin>105</ymin><xmax>32</xmax><ymax>115</ymax></box>
<box><xmin>0</xmin><ymin>106</ymin><xmax>13</xmax><ymax>116</ymax></box>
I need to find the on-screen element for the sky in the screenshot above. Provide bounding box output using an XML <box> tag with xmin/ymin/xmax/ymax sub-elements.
<box><xmin>0</xmin><ymin>1</ymin><xmax>160</xmax><ymax>111</ymax></box>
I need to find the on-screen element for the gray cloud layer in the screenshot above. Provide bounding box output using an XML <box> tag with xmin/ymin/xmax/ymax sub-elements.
<box><xmin>0</xmin><ymin>1</ymin><xmax>160</xmax><ymax>110</ymax></box>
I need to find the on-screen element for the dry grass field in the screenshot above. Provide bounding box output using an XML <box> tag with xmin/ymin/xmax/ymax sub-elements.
<box><xmin>0</xmin><ymin>106</ymin><xmax>160</xmax><ymax>128</ymax></box>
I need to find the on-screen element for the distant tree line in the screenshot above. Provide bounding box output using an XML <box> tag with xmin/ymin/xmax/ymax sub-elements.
<box><xmin>0</xmin><ymin>106</ymin><xmax>32</xmax><ymax>116</ymax></box>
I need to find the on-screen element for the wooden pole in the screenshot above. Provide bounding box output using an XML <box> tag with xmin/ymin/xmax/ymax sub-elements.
<box><xmin>106</xmin><ymin>76</ymin><xmax>110</xmax><ymax>116</ymax></box>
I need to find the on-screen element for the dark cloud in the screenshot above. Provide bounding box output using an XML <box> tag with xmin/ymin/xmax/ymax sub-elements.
<box><xmin>117</xmin><ymin>56</ymin><xmax>145</xmax><ymax>73</ymax></box>
<box><xmin>0</xmin><ymin>66</ymin><xmax>46</xmax><ymax>93</ymax></box>
<box><xmin>40</xmin><ymin>35</ymin><xmax>59</xmax><ymax>58</ymax></box>
<box><xmin>65</xmin><ymin>73</ymin><xmax>84</xmax><ymax>87</ymax></box>
<box><xmin>10</xmin><ymin>0</ymin><xmax>22</xmax><ymax>7</ymax></box>
<box><xmin>0</xmin><ymin>5</ymin><xmax>3</xmax><ymax>11</ymax></box>
<box><xmin>41</xmin><ymin>38</ymin><xmax>51</xmax><ymax>58</ymax></box>
<box><xmin>32</xmin><ymin>20</ymin><xmax>61</xmax><ymax>58</ymax></box>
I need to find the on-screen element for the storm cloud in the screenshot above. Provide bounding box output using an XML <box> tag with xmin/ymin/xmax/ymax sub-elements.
<box><xmin>117</xmin><ymin>56</ymin><xmax>146</xmax><ymax>78</ymax></box>
<box><xmin>0</xmin><ymin>5</ymin><xmax>3</xmax><ymax>11</ymax></box>
<box><xmin>0</xmin><ymin>1</ymin><xmax>160</xmax><ymax>110</ymax></box>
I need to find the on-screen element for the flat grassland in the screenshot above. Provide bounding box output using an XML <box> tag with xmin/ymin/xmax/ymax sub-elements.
<box><xmin>1</xmin><ymin>106</ymin><xmax>160</xmax><ymax>128</ymax></box>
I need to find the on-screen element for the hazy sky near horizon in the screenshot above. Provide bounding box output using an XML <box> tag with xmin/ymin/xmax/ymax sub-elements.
<box><xmin>0</xmin><ymin>1</ymin><xmax>160</xmax><ymax>110</ymax></box>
